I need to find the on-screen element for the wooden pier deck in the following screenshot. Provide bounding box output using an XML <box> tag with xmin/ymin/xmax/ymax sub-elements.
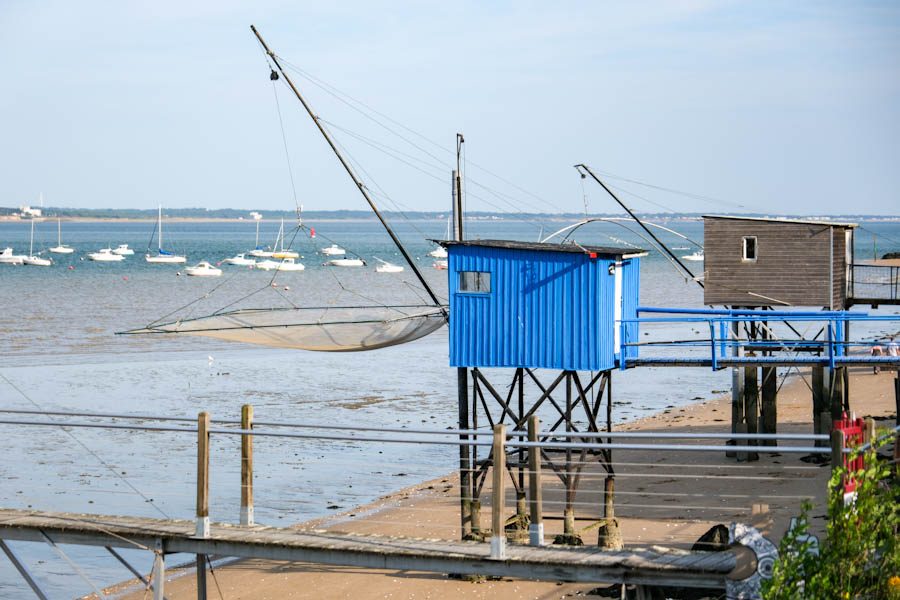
<box><xmin>0</xmin><ymin>507</ymin><xmax>736</xmax><ymax>590</ymax></box>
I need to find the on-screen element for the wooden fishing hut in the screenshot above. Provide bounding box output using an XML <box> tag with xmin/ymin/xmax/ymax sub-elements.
<box><xmin>443</xmin><ymin>239</ymin><xmax>645</xmax><ymax>544</ymax></box>
<box><xmin>701</xmin><ymin>215</ymin><xmax>860</xmax><ymax>455</ymax></box>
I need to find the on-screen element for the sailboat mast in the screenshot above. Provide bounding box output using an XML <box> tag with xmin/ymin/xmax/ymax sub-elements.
<box><xmin>30</xmin><ymin>219</ymin><xmax>34</xmax><ymax>256</ymax></box>
<box><xmin>57</xmin><ymin>218</ymin><xmax>61</xmax><ymax>246</ymax></box>
<box><xmin>158</xmin><ymin>205</ymin><xmax>163</xmax><ymax>252</ymax></box>
<box><xmin>250</xmin><ymin>25</ymin><xmax>444</xmax><ymax>313</ymax></box>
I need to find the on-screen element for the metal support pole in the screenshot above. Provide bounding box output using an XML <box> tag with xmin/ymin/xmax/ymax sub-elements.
<box><xmin>196</xmin><ymin>555</ymin><xmax>207</xmax><ymax>600</ymax></box>
<box><xmin>812</xmin><ymin>366</ymin><xmax>826</xmax><ymax>446</ymax></box>
<box><xmin>490</xmin><ymin>424</ymin><xmax>507</xmax><ymax>559</ymax></box>
<box><xmin>728</xmin><ymin>317</ymin><xmax>743</xmax><ymax>457</ymax></box>
<box><xmin>744</xmin><ymin>366</ymin><xmax>759</xmax><ymax>461</ymax></box>
<box><xmin>240</xmin><ymin>404</ymin><xmax>254</xmax><ymax>526</ymax></box>
<box><xmin>153</xmin><ymin>539</ymin><xmax>165</xmax><ymax>600</ymax></box>
<box><xmin>761</xmin><ymin>366</ymin><xmax>777</xmax><ymax>445</ymax></box>
<box><xmin>196</xmin><ymin>412</ymin><xmax>210</xmax><ymax>538</ymax></box>
<box><xmin>106</xmin><ymin>546</ymin><xmax>150</xmax><ymax>588</ymax></box>
<box><xmin>40</xmin><ymin>532</ymin><xmax>105</xmax><ymax>598</ymax></box>
<box><xmin>527</xmin><ymin>415</ymin><xmax>543</xmax><ymax>546</ymax></box>
<box><xmin>458</xmin><ymin>367</ymin><xmax>472</xmax><ymax>538</ymax></box>
<box><xmin>0</xmin><ymin>540</ymin><xmax>49</xmax><ymax>600</ymax></box>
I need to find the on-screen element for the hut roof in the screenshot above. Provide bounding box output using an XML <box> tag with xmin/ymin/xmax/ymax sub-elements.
<box><xmin>703</xmin><ymin>215</ymin><xmax>858</xmax><ymax>228</ymax></box>
<box><xmin>438</xmin><ymin>239</ymin><xmax>647</xmax><ymax>257</ymax></box>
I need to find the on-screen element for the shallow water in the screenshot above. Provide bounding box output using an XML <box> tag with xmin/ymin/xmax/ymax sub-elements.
<box><xmin>0</xmin><ymin>218</ymin><xmax>898</xmax><ymax>598</ymax></box>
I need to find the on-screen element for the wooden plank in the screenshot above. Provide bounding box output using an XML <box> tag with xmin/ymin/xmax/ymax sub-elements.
<box><xmin>0</xmin><ymin>507</ymin><xmax>735</xmax><ymax>588</ymax></box>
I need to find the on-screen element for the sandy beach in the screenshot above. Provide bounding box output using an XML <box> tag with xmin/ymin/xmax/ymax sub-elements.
<box><xmin>105</xmin><ymin>366</ymin><xmax>898</xmax><ymax>600</ymax></box>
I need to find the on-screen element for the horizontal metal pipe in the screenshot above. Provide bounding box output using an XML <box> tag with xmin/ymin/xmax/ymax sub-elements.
<box><xmin>0</xmin><ymin>418</ymin><xmax>834</xmax><ymax>453</ymax></box>
<box><xmin>0</xmin><ymin>412</ymin><xmax>831</xmax><ymax>440</ymax></box>
<box><xmin>637</xmin><ymin>306</ymin><xmax>869</xmax><ymax>317</ymax></box>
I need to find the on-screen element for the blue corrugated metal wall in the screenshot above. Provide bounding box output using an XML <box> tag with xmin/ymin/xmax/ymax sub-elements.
<box><xmin>448</xmin><ymin>245</ymin><xmax>639</xmax><ymax>371</ymax></box>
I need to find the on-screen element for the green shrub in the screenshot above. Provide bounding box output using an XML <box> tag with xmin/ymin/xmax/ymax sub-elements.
<box><xmin>763</xmin><ymin>435</ymin><xmax>900</xmax><ymax>599</ymax></box>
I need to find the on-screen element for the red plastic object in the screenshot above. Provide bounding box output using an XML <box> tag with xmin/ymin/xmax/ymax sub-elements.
<box><xmin>834</xmin><ymin>413</ymin><xmax>864</xmax><ymax>495</ymax></box>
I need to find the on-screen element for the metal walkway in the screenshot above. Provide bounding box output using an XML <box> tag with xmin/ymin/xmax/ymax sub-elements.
<box><xmin>0</xmin><ymin>507</ymin><xmax>736</xmax><ymax>590</ymax></box>
<box><xmin>629</xmin><ymin>356</ymin><xmax>900</xmax><ymax>368</ymax></box>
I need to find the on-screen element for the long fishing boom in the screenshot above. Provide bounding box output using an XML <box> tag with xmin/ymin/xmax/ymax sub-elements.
<box><xmin>250</xmin><ymin>25</ymin><xmax>446</xmax><ymax>315</ymax></box>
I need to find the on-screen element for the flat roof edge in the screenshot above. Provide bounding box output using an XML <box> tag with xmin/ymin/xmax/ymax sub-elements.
<box><xmin>703</xmin><ymin>215</ymin><xmax>858</xmax><ymax>228</ymax></box>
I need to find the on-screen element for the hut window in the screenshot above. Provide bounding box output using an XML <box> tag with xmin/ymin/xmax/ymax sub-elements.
<box><xmin>742</xmin><ymin>236</ymin><xmax>757</xmax><ymax>262</ymax></box>
<box><xmin>459</xmin><ymin>271</ymin><xmax>491</xmax><ymax>294</ymax></box>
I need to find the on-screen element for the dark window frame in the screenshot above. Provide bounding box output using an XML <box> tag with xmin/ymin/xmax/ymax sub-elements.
<box><xmin>458</xmin><ymin>271</ymin><xmax>492</xmax><ymax>294</ymax></box>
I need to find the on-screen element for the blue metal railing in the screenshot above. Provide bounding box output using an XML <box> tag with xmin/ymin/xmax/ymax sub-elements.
<box><xmin>618</xmin><ymin>307</ymin><xmax>900</xmax><ymax>370</ymax></box>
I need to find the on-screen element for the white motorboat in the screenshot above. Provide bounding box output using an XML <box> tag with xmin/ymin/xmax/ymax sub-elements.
<box><xmin>88</xmin><ymin>248</ymin><xmax>125</xmax><ymax>262</ymax></box>
<box><xmin>681</xmin><ymin>250</ymin><xmax>704</xmax><ymax>262</ymax></box>
<box><xmin>0</xmin><ymin>248</ymin><xmax>26</xmax><ymax>264</ymax></box>
<box><xmin>112</xmin><ymin>244</ymin><xmax>134</xmax><ymax>255</ymax></box>
<box><xmin>274</xmin><ymin>258</ymin><xmax>305</xmax><ymax>271</ymax></box>
<box><xmin>146</xmin><ymin>205</ymin><xmax>187</xmax><ymax>263</ymax></box>
<box><xmin>185</xmin><ymin>261</ymin><xmax>222</xmax><ymax>277</ymax></box>
<box><xmin>223</xmin><ymin>253</ymin><xmax>256</xmax><ymax>266</ymax></box>
<box><xmin>255</xmin><ymin>259</ymin><xmax>281</xmax><ymax>271</ymax></box>
<box><xmin>427</xmin><ymin>246</ymin><xmax>447</xmax><ymax>259</ymax></box>
<box><xmin>433</xmin><ymin>260</ymin><xmax>448</xmax><ymax>270</ymax></box>
<box><xmin>49</xmin><ymin>218</ymin><xmax>75</xmax><ymax>254</ymax></box>
<box><xmin>327</xmin><ymin>258</ymin><xmax>364</xmax><ymax>267</ymax></box>
<box><xmin>321</xmin><ymin>244</ymin><xmax>346</xmax><ymax>256</ymax></box>
<box><xmin>374</xmin><ymin>257</ymin><xmax>404</xmax><ymax>273</ymax></box>
<box><xmin>23</xmin><ymin>220</ymin><xmax>52</xmax><ymax>266</ymax></box>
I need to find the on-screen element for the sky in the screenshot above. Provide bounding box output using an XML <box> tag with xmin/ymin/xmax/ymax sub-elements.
<box><xmin>1</xmin><ymin>1</ymin><xmax>898</xmax><ymax>216</ymax></box>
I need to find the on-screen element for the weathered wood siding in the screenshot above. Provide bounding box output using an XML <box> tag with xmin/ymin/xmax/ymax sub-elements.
<box><xmin>703</xmin><ymin>218</ymin><xmax>850</xmax><ymax>308</ymax></box>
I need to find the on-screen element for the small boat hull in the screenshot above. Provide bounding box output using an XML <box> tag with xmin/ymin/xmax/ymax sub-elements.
<box><xmin>224</xmin><ymin>254</ymin><xmax>256</xmax><ymax>266</ymax></box>
<box><xmin>23</xmin><ymin>256</ymin><xmax>52</xmax><ymax>266</ymax></box>
<box><xmin>49</xmin><ymin>246</ymin><xmax>75</xmax><ymax>254</ymax></box>
<box><xmin>185</xmin><ymin>262</ymin><xmax>223</xmax><ymax>277</ymax></box>
<box><xmin>88</xmin><ymin>250</ymin><xmax>125</xmax><ymax>262</ymax></box>
<box><xmin>146</xmin><ymin>254</ymin><xmax>187</xmax><ymax>264</ymax></box>
<box><xmin>328</xmin><ymin>258</ymin><xmax>364</xmax><ymax>267</ymax></box>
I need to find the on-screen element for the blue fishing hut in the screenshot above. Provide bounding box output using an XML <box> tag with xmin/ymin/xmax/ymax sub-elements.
<box><xmin>442</xmin><ymin>239</ymin><xmax>645</xmax><ymax>542</ymax></box>
<box><xmin>444</xmin><ymin>240</ymin><xmax>644</xmax><ymax>371</ymax></box>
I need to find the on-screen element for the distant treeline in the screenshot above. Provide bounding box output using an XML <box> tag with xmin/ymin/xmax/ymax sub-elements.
<box><xmin>0</xmin><ymin>206</ymin><xmax>896</xmax><ymax>221</ymax></box>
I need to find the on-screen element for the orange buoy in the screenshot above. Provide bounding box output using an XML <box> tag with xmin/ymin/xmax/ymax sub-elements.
<box><xmin>123</xmin><ymin>276</ymin><xmax>128</xmax><ymax>281</ymax></box>
<box><xmin>68</xmin><ymin>265</ymin><xmax>73</xmax><ymax>270</ymax></box>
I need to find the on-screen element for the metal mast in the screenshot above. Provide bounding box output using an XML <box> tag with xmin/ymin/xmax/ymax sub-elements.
<box><xmin>250</xmin><ymin>25</ymin><xmax>445</xmax><ymax>312</ymax></box>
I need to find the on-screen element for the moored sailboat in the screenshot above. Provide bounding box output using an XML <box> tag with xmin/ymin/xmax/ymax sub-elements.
<box><xmin>49</xmin><ymin>218</ymin><xmax>75</xmax><ymax>254</ymax></box>
<box><xmin>146</xmin><ymin>205</ymin><xmax>187</xmax><ymax>263</ymax></box>
<box><xmin>23</xmin><ymin>220</ymin><xmax>52</xmax><ymax>266</ymax></box>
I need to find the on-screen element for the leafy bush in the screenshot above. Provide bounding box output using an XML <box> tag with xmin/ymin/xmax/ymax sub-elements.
<box><xmin>763</xmin><ymin>435</ymin><xmax>900</xmax><ymax>599</ymax></box>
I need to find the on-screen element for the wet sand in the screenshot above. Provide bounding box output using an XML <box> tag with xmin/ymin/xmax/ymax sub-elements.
<box><xmin>110</xmin><ymin>367</ymin><xmax>898</xmax><ymax>600</ymax></box>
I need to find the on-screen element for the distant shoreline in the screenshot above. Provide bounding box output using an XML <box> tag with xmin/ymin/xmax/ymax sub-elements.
<box><xmin>2</xmin><ymin>215</ymin><xmax>900</xmax><ymax>224</ymax></box>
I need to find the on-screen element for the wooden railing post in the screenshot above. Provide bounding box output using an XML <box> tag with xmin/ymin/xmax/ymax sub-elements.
<box><xmin>196</xmin><ymin>412</ymin><xmax>210</xmax><ymax>538</ymax></box>
<box><xmin>863</xmin><ymin>417</ymin><xmax>876</xmax><ymax>454</ymax></box>
<box><xmin>491</xmin><ymin>424</ymin><xmax>506</xmax><ymax>559</ymax></box>
<box><xmin>831</xmin><ymin>428</ymin><xmax>846</xmax><ymax>509</ymax></box>
<box><xmin>527</xmin><ymin>416</ymin><xmax>543</xmax><ymax>546</ymax></box>
<box><xmin>241</xmin><ymin>405</ymin><xmax>254</xmax><ymax>526</ymax></box>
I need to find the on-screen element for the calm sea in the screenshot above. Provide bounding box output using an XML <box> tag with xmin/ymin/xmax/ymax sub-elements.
<box><xmin>0</xmin><ymin>218</ymin><xmax>898</xmax><ymax>597</ymax></box>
